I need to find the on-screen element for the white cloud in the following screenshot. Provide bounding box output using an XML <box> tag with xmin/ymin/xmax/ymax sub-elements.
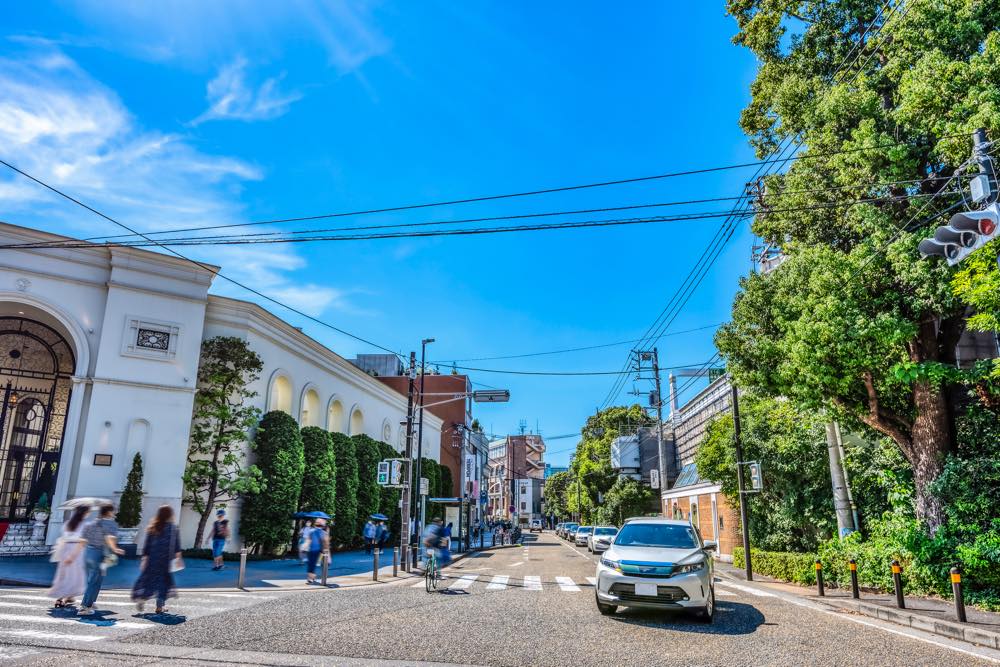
<box><xmin>0</xmin><ymin>46</ymin><xmax>347</xmax><ymax>318</ymax></box>
<box><xmin>192</xmin><ymin>57</ymin><xmax>302</xmax><ymax>125</ymax></box>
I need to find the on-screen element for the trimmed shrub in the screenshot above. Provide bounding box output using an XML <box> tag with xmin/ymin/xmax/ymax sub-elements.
<box><xmin>116</xmin><ymin>453</ymin><xmax>144</xmax><ymax>528</ymax></box>
<box><xmin>351</xmin><ymin>434</ymin><xmax>382</xmax><ymax>535</ymax></box>
<box><xmin>733</xmin><ymin>547</ymin><xmax>817</xmax><ymax>586</ymax></box>
<box><xmin>241</xmin><ymin>411</ymin><xmax>304</xmax><ymax>555</ymax></box>
<box><xmin>331</xmin><ymin>432</ymin><xmax>359</xmax><ymax>547</ymax></box>
<box><xmin>299</xmin><ymin>427</ymin><xmax>336</xmax><ymax>517</ymax></box>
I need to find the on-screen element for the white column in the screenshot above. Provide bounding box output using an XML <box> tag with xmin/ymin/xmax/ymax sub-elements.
<box><xmin>46</xmin><ymin>376</ymin><xmax>88</xmax><ymax>544</ymax></box>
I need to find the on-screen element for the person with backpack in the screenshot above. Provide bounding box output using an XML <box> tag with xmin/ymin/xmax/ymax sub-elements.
<box><xmin>210</xmin><ymin>509</ymin><xmax>229</xmax><ymax>571</ymax></box>
<box><xmin>305</xmin><ymin>517</ymin><xmax>330</xmax><ymax>585</ymax></box>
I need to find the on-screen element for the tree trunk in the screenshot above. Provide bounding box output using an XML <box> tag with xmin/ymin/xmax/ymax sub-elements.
<box><xmin>909</xmin><ymin>379</ymin><xmax>951</xmax><ymax>533</ymax></box>
<box><xmin>194</xmin><ymin>494</ymin><xmax>213</xmax><ymax>550</ymax></box>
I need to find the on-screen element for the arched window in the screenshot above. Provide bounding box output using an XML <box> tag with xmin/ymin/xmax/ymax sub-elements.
<box><xmin>382</xmin><ymin>419</ymin><xmax>392</xmax><ymax>443</ymax></box>
<box><xmin>300</xmin><ymin>387</ymin><xmax>321</xmax><ymax>427</ymax></box>
<box><xmin>397</xmin><ymin>426</ymin><xmax>406</xmax><ymax>450</ymax></box>
<box><xmin>349</xmin><ymin>407</ymin><xmax>364</xmax><ymax>436</ymax></box>
<box><xmin>268</xmin><ymin>373</ymin><xmax>293</xmax><ymax>414</ymax></box>
<box><xmin>327</xmin><ymin>398</ymin><xmax>344</xmax><ymax>433</ymax></box>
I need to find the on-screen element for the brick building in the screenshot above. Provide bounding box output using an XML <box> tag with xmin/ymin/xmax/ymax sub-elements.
<box><xmin>487</xmin><ymin>434</ymin><xmax>545</xmax><ymax>521</ymax></box>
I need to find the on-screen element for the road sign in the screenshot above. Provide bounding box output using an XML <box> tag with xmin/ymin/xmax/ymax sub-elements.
<box><xmin>650</xmin><ymin>469</ymin><xmax>660</xmax><ymax>489</ymax></box>
<box><xmin>377</xmin><ymin>461</ymin><xmax>390</xmax><ymax>485</ymax></box>
<box><xmin>420</xmin><ymin>477</ymin><xmax>429</xmax><ymax>496</ymax></box>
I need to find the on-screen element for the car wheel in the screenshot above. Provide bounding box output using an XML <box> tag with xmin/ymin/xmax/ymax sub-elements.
<box><xmin>694</xmin><ymin>585</ymin><xmax>715</xmax><ymax>623</ymax></box>
<box><xmin>595</xmin><ymin>592</ymin><xmax>617</xmax><ymax>616</ymax></box>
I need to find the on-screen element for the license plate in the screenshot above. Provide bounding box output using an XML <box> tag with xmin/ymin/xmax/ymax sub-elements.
<box><xmin>635</xmin><ymin>582</ymin><xmax>658</xmax><ymax>596</ymax></box>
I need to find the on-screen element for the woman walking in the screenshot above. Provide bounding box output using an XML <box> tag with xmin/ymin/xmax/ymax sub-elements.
<box><xmin>304</xmin><ymin>517</ymin><xmax>330</xmax><ymax>585</ymax></box>
<box><xmin>47</xmin><ymin>505</ymin><xmax>89</xmax><ymax>608</ymax></box>
<box><xmin>132</xmin><ymin>505</ymin><xmax>183</xmax><ymax>614</ymax></box>
<box><xmin>79</xmin><ymin>503</ymin><xmax>124</xmax><ymax>616</ymax></box>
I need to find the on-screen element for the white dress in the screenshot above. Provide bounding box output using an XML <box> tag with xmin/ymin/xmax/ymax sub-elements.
<box><xmin>46</xmin><ymin>527</ymin><xmax>86</xmax><ymax>600</ymax></box>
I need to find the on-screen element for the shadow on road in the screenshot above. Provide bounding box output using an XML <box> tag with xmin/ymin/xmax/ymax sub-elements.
<box><xmin>136</xmin><ymin>611</ymin><xmax>188</xmax><ymax>625</ymax></box>
<box><xmin>611</xmin><ymin>602</ymin><xmax>766</xmax><ymax>635</ymax></box>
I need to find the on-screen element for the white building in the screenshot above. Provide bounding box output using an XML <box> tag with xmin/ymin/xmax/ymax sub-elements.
<box><xmin>0</xmin><ymin>222</ymin><xmax>442</xmax><ymax>552</ymax></box>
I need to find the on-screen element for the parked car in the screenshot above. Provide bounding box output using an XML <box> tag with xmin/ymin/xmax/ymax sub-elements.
<box><xmin>587</xmin><ymin>526</ymin><xmax>618</xmax><ymax>553</ymax></box>
<box><xmin>529</xmin><ymin>519</ymin><xmax>543</xmax><ymax>533</ymax></box>
<box><xmin>563</xmin><ymin>522</ymin><xmax>579</xmax><ymax>541</ymax></box>
<box><xmin>555</xmin><ymin>522</ymin><xmax>564</xmax><ymax>537</ymax></box>
<box><xmin>574</xmin><ymin>525</ymin><xmax>593</xmax><ymax>546</ymax></box>
<box><xmin>595</xmin><ymin>517</ymin><xmax>716</xmax><ymax>622</ymax></box>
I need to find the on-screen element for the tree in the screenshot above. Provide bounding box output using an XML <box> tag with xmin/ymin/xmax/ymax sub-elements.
<box><xmin>330</xmin><ymin>432</ymin><xmax>359</xmax><ymax>547</ymax></box>
<box><xmin>595</xmin><ymin>478</ymin><xmax>654</xmax><ymax>527</ymax></box>
<box><xmin>241</xmin><ymin>411</ymin><xmax>304</xmax><ymax>554</ymax></box>
<box><xmin>184</xmin><ymin>336</ymin><xmax>265</xmax><ymax>547</ymax></box>
<box><xmin>718</xmin><ymin>0</ymin><xmax>1000</xmax><ymax>532</ymax></box>
<box><xmin>351</xmin><ymin>434</ymin><xmax>382</xmax><ymax>535</ymax></box>
<box><xmin>299</xmin><ymin>427</ymin><xmax>336</xmax><ymax>517</ymax></box>
<box><xmin>116</xmin><ymin>453</ymin><xmax>144</xmax><ymax>529</ymax></box>
<box><xmin>542</xmin><ymin>471</ymin><xmax>571</xmax><ymax>519</ymax></box>
<box><xmin>439</xmin><ymin>463</ymin><xmax>454</xmax><ymax>499</ymax></box>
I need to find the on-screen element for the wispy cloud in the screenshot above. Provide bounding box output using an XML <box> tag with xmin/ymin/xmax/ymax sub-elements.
<box><xmin>192</xmin><ymin>57</ymin><xmax>301</xmax><ymax>125</ymax></box>
<box><xmin>0</xmin><ymin>45</ymin><xmax>347</xmax><ymax>317</ymax></box>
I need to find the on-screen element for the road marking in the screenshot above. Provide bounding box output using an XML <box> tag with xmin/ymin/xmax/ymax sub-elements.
<box><xmin>0</xmin><ymin>612</ymin><xmax>150</xmax><ymax>630</ymax></box>
<box><xmin>511</xmin><ymin>561</ymin><xmax>524</xmax><ymax>567</ymax></box>
<box><xmin>523</xmin><ymin>576</ymin><xmax>542</xmax><ymax>591</ymax></box>
<box><xmin>0</xmin><ymin>629</ymin><xmax>105</xmax><ymax>642</ymax></box>
<box><xmin>206</xmin><ymin>593</ymin><xmax>276</xmax><ymax>599</ymax></box>
<box><xmin>585</xmin><ymin>577</ymin><xmax>597</xmax><ymax>586</ymax></box>
<box><xmin>486</xmin><ymin>575</ymin><xmax>509</xmax><ymax>590</ymax></box>
<box><xmin>555</xmin><ymin>576</ymin><xmax>581</xmax><ymax>592</ymax></box>
<box><xmin>411</xmin><ymin>580</ymin><xmax>426</xmax><ymax>588</ymax></box>
<box><xmin>0</xmin><ymin>594</ymin><xmax>223</xmax><ymax>610</ymax></box>
<box><xmin>716</xmin><ymin>589</ymin><xmax>737</xmax><ymax>596</ymax></box>
<box><xmin>449</xmin><ymin>574</ymin><xmax>479</xmax><ymax>590</ymax></box>
<box><xmin>717</xmin><ymin>581</ymin><xmax>776</xmax><ymax>598</ymax></box>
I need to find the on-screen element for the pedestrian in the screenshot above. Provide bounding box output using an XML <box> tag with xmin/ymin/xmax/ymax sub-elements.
<box><xmin>210</xmin><ymin>508</ymin><xmax>229</xmax><ymax>571</ymax></box>
<box><xmin>47</xmin><ymin>505</ymin><xmax>89</xmax><ymax>608</ymax></box>
<box><xmin>305</xmin><ymin>518</ymin><xmax>330</xmax><ymax>585</ymax></box>
<box><xmin>79</xmin><ymin>502</ymin><xmax>125</xmax><ymax>616</ymax></box>
<box><xmin>132</xmin><ymin>504</ymin><xmax>183</xmax><ymax>614</ymax></box>
<box><xmin>375</xmin><ymin>521</ymin><xmax>389</xmax><ymax>553</ymax></box>
<box><xmin>363</xmin><ymin>518</ymin><xmax>376</xmax><ymax>554</ymax></box>
<box><xmin>298</xmin><ymin>519</ymin><xmax>314</xmax><ymax>563</ymax></box>
<box><xmin>441</xmin><ymin>522</ymin><xmax>453</xmax><ymax>562</ymax></box>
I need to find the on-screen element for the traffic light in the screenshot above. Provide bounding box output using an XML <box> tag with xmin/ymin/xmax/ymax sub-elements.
<box><xmin>918</xmin><ymin>203</ymin><xmax>1000</xmax><ymax>266</ymax></box>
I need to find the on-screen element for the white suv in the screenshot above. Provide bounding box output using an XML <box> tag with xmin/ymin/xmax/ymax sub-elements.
<box><xmin>595</xmin><ymin>517</ymin><xmax>716</xmax><ymax>621</ymax></box>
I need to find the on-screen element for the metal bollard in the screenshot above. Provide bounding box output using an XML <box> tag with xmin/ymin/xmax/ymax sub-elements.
<box><xmin>373</xmin><ymin>549</ymin><xmax>380</xmax><ymax>581</ymax></box>
<box><xmin>891</xmin><ymin>560</ymin><xmax>905</xmax><ymax>608</ymax></box>
<box><xmin>411</xmin><ymin>543</ymin><xmax>418</xmax><ymax>569</ymax></box>
<box><xmin>238</xmin><ymin>547</ymin><xmax>248</xmax><ymax>590</ymax></box>
<box><xmin>393</xmin><ymin>547</ymin><xmax>399</xmax><ymax>577</ymax></box>
<box><xmin>320</xmin><ymin>551</ymin><xmax>329</xmax><ymax>587</ymax></box>
<box><xmin>849</xmin><ymin>559</ymin><xmax>860</xmax><ymax>599</ymax></box>
<box><xmin>815</xmin><ymin>560</ymin><xmax>824</xmax><ymax>596</ymax></box>
<box><xmin>402</xmin><ymin>545</ymin><xmax>409</xmax><ymax>572</ymax></box>
<box><xmin>951</xmin><ymin>567</ymin><xmax>967</xmax><ymax>623</ymax></box>
<box><xmin>480</xmin><ymin>530</ymin><xmax>484</xmax><ymax>550</ymax></box>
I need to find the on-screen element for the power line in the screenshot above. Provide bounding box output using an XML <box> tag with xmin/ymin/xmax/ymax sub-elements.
<box><xmin>0</xmin><ymin>158</ymin><xmax>402</xmax><ymax>356</ymax></box>
<box><xmin>446</xmin><ymin>361</ymin><xmax>718</xmax><ymax>377</ymax></box>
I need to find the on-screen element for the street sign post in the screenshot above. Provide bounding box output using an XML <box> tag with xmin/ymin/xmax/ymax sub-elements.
<box><xmin>420</xmin><ymin>477</ymin><xmax>429</xmax><ymax>496</ymax></box>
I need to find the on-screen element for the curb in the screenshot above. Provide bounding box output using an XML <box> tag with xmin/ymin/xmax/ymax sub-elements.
<box><xmin>814</xmin><ymin>597</ymin><xmax>1000</xmax><ymax>650</ymax></box>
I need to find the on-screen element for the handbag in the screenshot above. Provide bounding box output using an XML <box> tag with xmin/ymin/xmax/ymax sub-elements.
<box><xmin>169</xmin><ymin>558</ymin><xmax>185</xmax><ymax>573</ymax></box>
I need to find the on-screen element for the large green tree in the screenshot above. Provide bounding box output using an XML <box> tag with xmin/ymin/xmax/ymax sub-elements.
<box><xmin>241</xmin><ymin>411</ymin><xmax>304</xmax><ymax>554</ymax></box>
<box><xmin>542</xmin><ymin>470</ymin><xmax>571</xmax><ymax>519</ymax></box>
<box><xmin>184</xmin><ymin>336</ymin><xmax>264</xmax><ymax>547</ymax></box>
<box><xmin>351</xmin><ymin>434</ymin><xmax>383</xmax><ymax>535</ymax></box>
<box><xmin>299</xmin><ymin>427</ymin><xmax>336</xmax><ymax>517</ymax></box>
<box><xmin>718</xmin><ymin>0</ymin><xmax>1000</xmax><ymax>531</ymax></box>
<box><xmin>594</xmin><ymin>478</ymin><xmax>655</xmax><ymax>527</ymax></box>
<box><xmin>331</xmin><ymin>433</ymin><xmax>359</xmax><ymax>547</ymax></box>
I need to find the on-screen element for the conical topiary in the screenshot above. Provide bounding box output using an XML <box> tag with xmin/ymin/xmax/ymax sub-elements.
<box><xmin>116</xmin><ymin>453</ymin><xmax>144</xmax><ymax>528</ymax></box>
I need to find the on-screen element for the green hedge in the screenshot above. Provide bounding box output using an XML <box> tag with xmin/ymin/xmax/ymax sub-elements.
<box><xmin>241</xmin><ymin>411</ymin><xmax>304</xmax><ymax>554</ymax></box>
<box><xmin>733</xmin><ymin>547</ymin><xmax>818</xmax><ymax>586</ymax></box>
<box><xmin>331</xmin><ymin>432</ymin><xmax>359</xmax><ymax>547</ymax></box>
<box><xmin>299</xmin><ymin>427</ymin><xmax>336</xmax><ymax>517</ymax></box>
<box><xmin>352</xmin><ymin>434</ymin><xmax>382</xmax><ymax>536</ymax></box>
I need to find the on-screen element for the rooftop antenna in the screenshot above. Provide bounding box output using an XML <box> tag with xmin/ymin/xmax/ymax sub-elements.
<box><xmin>518</xmin><ymin>419</ymin><xmax>527</xmax><ymax>435</ymax></box>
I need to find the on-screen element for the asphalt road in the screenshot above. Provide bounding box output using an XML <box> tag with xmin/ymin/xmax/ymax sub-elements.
<box><xmin>1</xmin><ymin>531</ymin><xmax>998</xmax><ymax>666</ymax></box>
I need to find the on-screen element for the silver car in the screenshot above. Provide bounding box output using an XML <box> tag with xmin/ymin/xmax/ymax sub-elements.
<box><xmin>595</xmin><ymin>517</ymin><xmax>716</xmax><ymax>622</ymax></box>
<box><xmin>563</xmin><ymin>522</ymin><xmax>579</xmax><ymax>540</ymax></box>
<box><xmin>574</xmin><ymin>525</ymin><xmax>593</xmax><ymax>546</ymax></box>
<box><xmin>587</xmin><ymin>526</ymin><xmax>618</xmax><ymax>553</ymax></box>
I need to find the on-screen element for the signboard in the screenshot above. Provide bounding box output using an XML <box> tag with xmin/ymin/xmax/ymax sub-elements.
<box><xmin>649</xmin><ymin>469</ymin><xmax>660</xmax><ymax>490</ymax></box>
<box><xmin>464</xmin><ymin>454</ymin><xmax>475</xmax><ymax>484</ymax></box>
<box><xmin>420</xmin><ymin>477</ymin><xmax>429</xmax><ymax>496</ymax></box>
<box><xmin>377</xmin><ymin>461</ymin><xmax>390</xmax><ymax>485</ymax></box>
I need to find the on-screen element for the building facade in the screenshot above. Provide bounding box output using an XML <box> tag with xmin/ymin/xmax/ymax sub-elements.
<box><xmin>487</xmin><ymin>434</ymin><xmax>544</xmax><ymax>521</ymax></box>
<box><xmin>0</xmin><ymin>222</ymin><xmax>443</xmax><ymax>553</ymax></box>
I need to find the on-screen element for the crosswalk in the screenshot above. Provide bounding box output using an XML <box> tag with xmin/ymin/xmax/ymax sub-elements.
<box><xmin>414</xmin><ymin>573</ymin><xmax>597</xmax><ymax>593</ymax></box>
<box><xmin>0</xmin><ymin>586</ymin><xmax>297</xmax><ymax>652</ymax></box>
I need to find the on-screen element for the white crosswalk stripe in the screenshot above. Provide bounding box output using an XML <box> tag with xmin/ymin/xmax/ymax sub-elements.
<box><xmin>449</xmin><ymin>574</ymin><xmax>479</xmax><ymax>589</ymax></box>
<box><xmin>555</xmin><ymin>576</ymin><xmax>581</xmax><ymax>592</ymax></box>
<box><xmin>585</xmin><ymin>577</ymin><xmax>597</xmax><ymax>586</ymax></box>
<box><xmin>0</xmin><ymin>629</ymin><xmax>105</xmax><ymax>642</ymax></box>
<box><xmin>486</xmin><ymin>575</ymin><xmax>509</xmax><ymax>590</ymax></box>
<box><xmin>0</xmin><ymin>612</ymin><xmax>151</xmax><ymax>630</ymax></box>
<box><xmin>523</xmin><ymin>576</ymin><xmax>542</xmax><ymax>591</ymax></box>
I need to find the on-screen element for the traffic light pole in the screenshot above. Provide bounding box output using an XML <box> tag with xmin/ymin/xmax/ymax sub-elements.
<box><xmin>731</xmin><ymin>382</ymin><xmax>753</xmax><ymax>581</ymax></box>
<box><xmin>652</xmin><ymin>348</ymin><xmax>667</xmax><ymax>494</ymax></box>
<box><xmin>400</xmin><ymin>352</ymin><xmax>416</xmax><ymax>572</ymax></box>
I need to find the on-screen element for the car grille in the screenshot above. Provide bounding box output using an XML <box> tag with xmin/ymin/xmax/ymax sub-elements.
<box><xmin>609</xmin><ymin>583</ymin><xmax>689</xmax><ymax>603</ymax></box>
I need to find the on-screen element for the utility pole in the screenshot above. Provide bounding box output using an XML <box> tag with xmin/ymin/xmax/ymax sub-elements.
<box><xmin>414</xmin><ymin>338</ymin><xmax>434</xmax><ymax>553</ymax></box>
<box><xmin>651</xmin><ymin>348</ymin><xmax>667</xmax><ymax>495</ymax></box>
<box><xmin>826</xmin><ymin>421</ymin><xmax>858</xmax><ymax>537</ymax></box>
<box><xmin>731</xmin><ymin>381</ymin><xmax>753</xmax><ymax>581</ymax></box>
<box><xmin>399</xmin><ymin>352</ymin><xmax>416</xmax><ymax>571</ymax></box>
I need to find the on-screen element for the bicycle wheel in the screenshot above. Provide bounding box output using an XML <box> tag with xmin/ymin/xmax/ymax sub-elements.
<box><xmin>425</xmin><ymin>560</ymin><xmax>435</xmax><ymax>593</ymax></box>
<box><xmin>430</xmin><ymin>560</ymin><xmax>439</xmax><ymax>590</ymax></box>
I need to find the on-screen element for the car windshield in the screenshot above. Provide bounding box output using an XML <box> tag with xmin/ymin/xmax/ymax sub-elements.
<box><xmin>594</xmin><ymin>527</ymin><xmax>617</xmax><ymax>536</ymax></box>
<box><xmin>614</xmin><ymin>523</ymin><xmax>699</xmax><ymax>549</ymax></box>
<box><xmin>578</xmin><ymin>527</ymin><xmax>592</xmax><ymax>534</ymax></box>
<box><xmin>566</xmin><ymin>523</ymin><xmax>578</xmax><ymax>530</ymax></box>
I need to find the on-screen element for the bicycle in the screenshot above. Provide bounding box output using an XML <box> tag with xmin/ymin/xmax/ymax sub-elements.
<box><xmin>424</xmin><ymin>549</ymin><xmax>441</xmax><ymax>592</ymax></box>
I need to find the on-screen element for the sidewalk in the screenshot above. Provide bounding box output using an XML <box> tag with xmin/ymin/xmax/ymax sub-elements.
<box><xmin>716</xmin><ymin>561</ymin><xmax>1000</xmax><ymax>650</ymax></box>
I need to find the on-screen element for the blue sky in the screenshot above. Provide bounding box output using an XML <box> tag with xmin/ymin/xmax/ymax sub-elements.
<box><xmin>0</xmin><ymin>2</ymin><xmax>759</xmax><ymax>466</ymax></box>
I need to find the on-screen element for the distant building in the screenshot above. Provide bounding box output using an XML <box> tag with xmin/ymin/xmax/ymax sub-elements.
<box><xmin>543</xmin><ymin>463</ymin><xmax>568</xmax><ymax>478</ymax></box>
<box><xmin>487</xmin><ymin>434</ymin><xmax>545</xmax><ymax>520</ymax></box>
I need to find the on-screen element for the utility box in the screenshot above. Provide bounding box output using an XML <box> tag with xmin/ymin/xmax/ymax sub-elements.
<box><xmin>611</xmin><ymin>435</ymin><xmax>641</xmax><ymax>472</ymax></box>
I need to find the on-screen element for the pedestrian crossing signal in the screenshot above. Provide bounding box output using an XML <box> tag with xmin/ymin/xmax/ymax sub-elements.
<box><xmin>748</xmin><ymin>462</ymin><xmax>762</xmax><ymax>491</ymax></box>
<box><xmin>377</xmin><ymin>461</ymin><xmax>390</xmax><ymax>485</ymax></box>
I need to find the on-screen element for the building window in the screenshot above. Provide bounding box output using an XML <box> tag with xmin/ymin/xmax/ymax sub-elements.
<box><xmin>268</xmin><ymin>374</ymin><xmax>293</xmax><ymax>414</ymax></box>
<box><xmin>121</xmin><ymin>315</ymin><xmax>180</xmax><ymax>361</ymax></box>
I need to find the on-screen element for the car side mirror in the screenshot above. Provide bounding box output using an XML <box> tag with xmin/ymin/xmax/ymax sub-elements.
<box><xmin>703</xmin><ymin>540</ymin><xmax>717</xmax><ymax>552</ymax></box>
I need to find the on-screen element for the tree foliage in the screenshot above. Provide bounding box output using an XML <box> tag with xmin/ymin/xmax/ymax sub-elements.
<box><xmin>241</xmin><ymin>411</ymin><xmax>304</xmax><ymax>554</ymax></box>
<box><xmin>116</xmin><ymin>453</ymin><xmax>144</xmax><ymax>528</ymax></box>
<box><xmin>184</xmin><ymin>336</ymin><xmax>264</xmax><ymax>547</ymax></box>
<box><xmin>594</xmin><ymin>478</ymin><xmax>654</xmax><ymax>527</ymax></box>
<box><xmin>330</xmin><ymin>432</ymin><xmax>359</xmax><ymax>547</ymax></box>
<box><xmin>718</xmin><ymin>0</ymin><xmax>1000</xmax><ymax>531</ymax></box>
<box><xmin>351</xmin><ymin>434</ymin><xmax>383</xmax><ymax>535</ymax></box>
<box><xmin>542</xmin><ymin>471</ymin><xmax>571</xmax><ymax>519</ymax></box>
<box><xmin>299</xmin><ymin>427</ymin><xmax>336</xmax><ymax>517</ymax></box>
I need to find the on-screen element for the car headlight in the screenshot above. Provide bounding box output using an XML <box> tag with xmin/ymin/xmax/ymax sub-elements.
<box><xmin>673</xmin><ymin>561</ymin><xmax>705</xmax><ymax>574</ymax></box>
<box><xmin>600</xmin><ymin>557</ymin><xmax>621</xmax><ymax>572</ymax></box>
